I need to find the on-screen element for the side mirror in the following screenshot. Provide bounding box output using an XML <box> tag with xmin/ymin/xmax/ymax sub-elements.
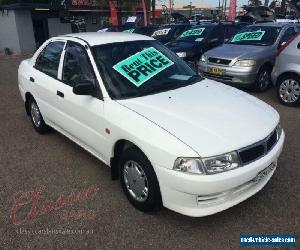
<box><xmin>73</xmin><ymin>80</ymin><xmax>95</xmax><ymax>96</ymax></box>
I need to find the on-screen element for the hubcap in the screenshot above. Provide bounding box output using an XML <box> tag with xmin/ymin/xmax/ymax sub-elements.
<box><xmin>279</xmin><ymin>79</ymin><xmax>300</xmax><ymax>103</ymax></box>
<box><xmin>123</xmin><ymin>160</ymin><xmax>149</xmax><ymax>202</ymax></box>
<box><xmin>30</xmin><ymin>102</ymin><xmax>41</xmax><ymax>127</ymax></box>
<box><xmin>258</xmin><ymin>70</ymin><xmax>270</xmax><ymax>90</ymax></box>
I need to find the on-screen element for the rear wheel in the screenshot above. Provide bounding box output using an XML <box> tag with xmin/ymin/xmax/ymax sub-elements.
<box><xmin>254</xmin><ymin>66</ymin><xmax>272</xmax><ymax>92</ymax></box>
<box><xmin>277</xmin><ymin>74</ymin><xmax>300</xmax><ymax>107</ymax></box>
<box><xmin>119</xmin><ymin>146</ymin><xmax>162</xmax><ymax>212</ymax></box>
<box><xmin>28</xmin><ymin>97</ymin><xmax>51</xmax><ymax>134</ymax></box>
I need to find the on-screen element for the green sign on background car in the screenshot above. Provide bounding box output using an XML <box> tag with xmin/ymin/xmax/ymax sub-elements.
<box><xmin>179</xmin><ymin>28</ymin><xmax>205</xmax><ymax>38</ymax></box>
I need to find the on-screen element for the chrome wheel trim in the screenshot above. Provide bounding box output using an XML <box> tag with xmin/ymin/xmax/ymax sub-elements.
<box><xmin>30</xmin><ymin>102</ymin><xmax>41</xmax><ymax>127</ymax></box>
<box><xmin>258</xmin><ymin>70</ymin><xmax>270</xmax><ymax>90</ymax></box>
<box><xmin>279</xmin><ymin>79</ymin><xmax>300</xmax><ymax>103</ymax></box>
<box><xmin>123</xmin><ymin>160</ymin><xmax>149</xmax><ymax>202</ymax></box>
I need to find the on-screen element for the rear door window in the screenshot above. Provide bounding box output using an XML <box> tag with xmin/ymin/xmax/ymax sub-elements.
<box><xmin>35</xmin><ymin>41</ymin><xmax>65</xmax><ymax>78</ymax></box>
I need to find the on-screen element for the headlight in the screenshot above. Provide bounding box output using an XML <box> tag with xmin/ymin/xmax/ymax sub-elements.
<box><xmin>173</xmin><ymin>158</ymin><xmax>205</xmax><ymax>175</ymax></box>
<box><xmin>201</xmin><ymin>151</ymin><xmax>241</xmax><ymax>174</ymax></box>
<box><xmin>200</xmin><ymin>54</ymin><xmax>207</xmax><ymax>62</ymax></box>
<box><xmin>176</xmin><ymin>52</ymin><xmax>187</xmax><ymax>58</ymax></box>
<box><xmin>233</xmin><ymin>60</ymin><xmax>256</xmax><ymax>67</ymax></box>
<box><xmin>173</xmin><ymin>151</ymin><xmax>241</xmax><ymax>175</ymax></box>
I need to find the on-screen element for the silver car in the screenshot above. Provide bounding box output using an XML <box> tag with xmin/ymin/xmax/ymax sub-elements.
<box><xmin>199</xmin><ymin>23</ymin><xmax>300</xmax><ymax>92</ymax></box>
<box><xmin>271</xmin><ymin>34</ymin><xmax>300</xmax><ymax>106</ymax></box>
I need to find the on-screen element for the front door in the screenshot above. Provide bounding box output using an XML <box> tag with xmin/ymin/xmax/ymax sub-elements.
<box><xmin>55</xmin><ymin>41</ymin><xmax>109</xmax><ymax>162</ymax></box>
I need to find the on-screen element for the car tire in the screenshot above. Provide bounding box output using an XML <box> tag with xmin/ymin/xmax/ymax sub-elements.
<box><xmin>277</xmin><ymin>74</ymin><xmax>300</xmax><ymax>107</ymax></box>
<box><xmin>254</xmin><ymin>66</ymin><xmax>272</xmax><ymax>92</ymax></box>
<box><xmin>28</xmin><ymin>97</ymin><xmax>51</xmax><ymax>134</ymax></box>
<box><xmin>119</xmin><ymin>145</ymin><xmax>162</xmax><ymax>213</ymax></box>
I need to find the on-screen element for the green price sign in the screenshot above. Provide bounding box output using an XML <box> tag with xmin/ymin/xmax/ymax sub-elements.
<box><xmin>180</xmin><ymin>28</ymin><xmax>205</xmax><ymax>38</ymax></box>
<box><xmin>113</xmin><ymin>47</ymin><xmax>174</xmax><ymax>87</ymax></box>
<box><xmin>232</xmin><ymin>31</ymin><xmax>266</xmax><ymax>42</ymax></box>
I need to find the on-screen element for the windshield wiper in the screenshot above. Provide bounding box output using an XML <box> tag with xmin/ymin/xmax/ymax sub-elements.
<box><xmin>188</xmin><ymin>74</ymin><xmax>202</xmax><ymax>81</ymax></box>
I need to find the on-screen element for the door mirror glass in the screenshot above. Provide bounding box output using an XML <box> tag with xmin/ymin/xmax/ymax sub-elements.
<box><xmin>73</xmin><ymin>80</ymin><xmax>95</xmax><ymax>96</ymax></box>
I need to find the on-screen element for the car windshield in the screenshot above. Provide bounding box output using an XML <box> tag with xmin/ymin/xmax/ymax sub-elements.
<box><xmin>228</xmin><ymin>26</ymin><xmax>281</xmax><ymax>46</ymax></box>
<box><xmin>92</xmin><ymin>40</ymin><xmax>201</xmax><ymax>100</ymax></box>
<box><xmin>177</xmin><ymin>26</ymin><xmax>213</xmax><ymax>42</ymax></box>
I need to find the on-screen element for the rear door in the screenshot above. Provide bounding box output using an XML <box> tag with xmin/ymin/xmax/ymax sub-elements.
<box><xmin>31</xmin><ymin>40</ymin><xmax>66</xmax><ymax>125</ymax></box>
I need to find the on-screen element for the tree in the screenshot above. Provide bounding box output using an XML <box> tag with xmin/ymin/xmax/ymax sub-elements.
<box><xmin>248</xmin><ymin>0</ymin><xmax>262</xmax><ymax>6</ymax></box>
<box><xmin>264</xmin><ymin>0</ymin><xmax>269</xmax><ymax>6</ymax></box>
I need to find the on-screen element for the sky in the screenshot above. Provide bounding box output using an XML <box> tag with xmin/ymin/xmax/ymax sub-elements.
<box><xmin>168</xmin><ymin>0</ymin><xmax>249</xmax><ymax>8</ymax></box>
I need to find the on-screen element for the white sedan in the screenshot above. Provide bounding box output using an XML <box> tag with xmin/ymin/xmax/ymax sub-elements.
<box><xmin>18</xmin><ymin>32</ymin><xmax>285</xmax><ymax>217</ymax></box>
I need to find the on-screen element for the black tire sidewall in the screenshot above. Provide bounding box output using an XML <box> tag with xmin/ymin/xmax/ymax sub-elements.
<box><xmin>277</xmin><ymin>74</ymin><xmax>300</xmax><ymax>107</ymax></box>
<box><xmin>254</xmin><ymin>66</ymin><xmax>272</xmax><ymax>92</ymax></box>
<box><xmin>119</xmin><ymin>146</ymin><xmax>162</xmax><ymax>212</ymax></box>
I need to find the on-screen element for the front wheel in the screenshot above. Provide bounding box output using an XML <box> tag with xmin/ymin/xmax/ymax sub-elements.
<box><xmin>119</xmin><ymin>146</ymin><xmax>162</xmax><ymax>213</ymax></box>
<box><xmin>254</xmin><ymin>66</ymin><xmax>272</xmax><ymax>92</ymax></box>
<box><xmin>277</xmin><ymin>74</ymin><xmax>300</xmax><ymax>107</ymax></box>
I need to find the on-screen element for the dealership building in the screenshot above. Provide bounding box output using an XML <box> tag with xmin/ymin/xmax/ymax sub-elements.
<box><xmin>0</xmin><ymin>0</ymin><xmax>147</xmax><ymax>55</ymax></box>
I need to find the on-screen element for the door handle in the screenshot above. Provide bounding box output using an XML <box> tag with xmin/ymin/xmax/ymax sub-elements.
<box><xmin>57</xmin><ymin>90</ymin><xmax>64</xmax><ymax>98</ymax></box>
<box><xmin>29</xmin><ymin>77</ymin><xmax>35</xmax><ymax>82</ymax></box>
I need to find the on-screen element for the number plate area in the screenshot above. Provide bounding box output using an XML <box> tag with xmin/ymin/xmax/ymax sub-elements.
<box><xmin>253</xmin><ymin>162</ymin><xmax>277</xmax><ymax>183</ymax></box>
<box><xmin>208</xmin><ymin>67</ymin><xmax>224</xmax><ymax>75</ymax></box>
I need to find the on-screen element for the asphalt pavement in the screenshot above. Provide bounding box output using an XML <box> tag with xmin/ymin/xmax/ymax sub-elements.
<box><xmin>0</xmin><ymin>56</ymin><xmax>299</xmax><ymax>250</ymax></box>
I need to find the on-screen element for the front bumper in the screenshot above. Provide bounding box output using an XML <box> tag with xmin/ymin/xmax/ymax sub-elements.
<box><xmin>198</xmin><ymin>62</ymin><xmax>258</xmax><ymax>86</ymax></box>
<box><xmin>154</xmin><ymin>131</ymin><xmax>285</xmax><ymax>217</ymax></box>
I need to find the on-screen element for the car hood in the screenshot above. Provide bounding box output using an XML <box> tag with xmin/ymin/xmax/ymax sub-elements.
<box><xmin>167</xmin><ymin>40</ymin><xmax>202</xmax><ymax>52</ymax></box>
<box><xmin>205</xmin><ymin>44</ymin><xmax>272</xmax><ymax>60</ymax></box>
<box><xmin>117</xmin><ymin>80</ymin><xmax>279</xmax><ymax>157</ymax></box>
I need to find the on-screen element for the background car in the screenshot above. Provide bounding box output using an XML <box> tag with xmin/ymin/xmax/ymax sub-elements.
<box><xmin>166</xmin><ymin>23</ymin><xmax>246</xmax><ymax>69</ymax></box>
<box><xmin>271</xmin><ymin>33</ymin><xmax>300</xmax><ymax>106</ymax></box>
<box><xmin>97</xmin><ymin>24</ymin><xmax>133</xmax><ymax>32</ymax></box>
<box><xmin>151</xmin><ymin>24</ymin><xmax>192</xmax><ymax>44</ymax></box>
<box><xmin>199</xmin><ymin>23</ymin><xmax>300</xmax><ymax>92</ymax></box>
<box><xmin>133</xmin><ymin>26</ymin><xmax>159</xmax><ymax>36</ymax></box>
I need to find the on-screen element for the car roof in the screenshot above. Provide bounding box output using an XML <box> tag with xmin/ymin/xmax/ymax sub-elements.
<box><xmin>61</xmin><ymin>32</ymin><xmax>154</xmax><ymax>46</ymax></box>
<box><xmin>162</xmin><ymin>23</ymin><xmax>191</xmax><ymax>28</ymax></box>
<box><xmin>251</xmin><ymin>22</ymin><xmax>295</xmax><ymax>28</ymax></box>
<box><xmin>192</xmin><ymin>23</ymin><xmax>220</xmax><ymax>28</ymax></box>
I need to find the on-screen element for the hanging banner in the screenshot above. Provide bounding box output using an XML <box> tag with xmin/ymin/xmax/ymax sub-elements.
<box><xmin>228</xmin><ymin>0</ymin><xmax>237</xmax><ymax>22</ymax></box>
<box><xmin>109</xmin><ymin>0</ymin><xmax>118</xmax><ymax>25</ymax></box>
